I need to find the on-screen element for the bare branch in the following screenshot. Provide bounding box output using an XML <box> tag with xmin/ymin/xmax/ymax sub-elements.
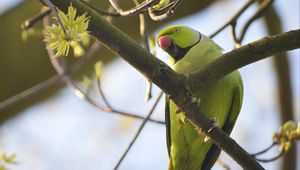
<box><xmin>80</xmin><ymin>0</ymin><xmax>121</xmax><ymax>17</ymax></box>
<box><xmin>251</xmin><ymin>143</ymin><xmax>276</xmax><ymax>156</ymax></box>
<box><xmin>132</xmin><ymin>0</ymin><xmax>153</xmax><ymax>101</ymax></box>
<box><xmin>0</xmin><ymin>75</ymin><xmax>61</xmax><ymax>112</ymax></box>
<box><xmin>216</xmin><ymin>159</ymin><xmax>231</xmax><ymax>170</ymax></box>
<box><xmin>0</xmin><ymin>42</ymin><xmax>96</xmax><ymax>112</ymax></box>
<box><xmin>148</xmin><ymin>0</ymin><xmax>182</xmax><ymax>21</ymax></box>
<box><xmin>189</xmin><ymin>29</ymin><xmax>300</xmax><ymax>91</ymax></box>
<box><xmin>254</xmin><ymin>150</ymin><xmax>285</xmax><ymax>163</ymax></box>
<box><xmin>151</xmin><ymin>0</ymin><xmax>176</xmax><ymax>14</ymax></box>
<box><xmin>107</xmin><ymin>0</ymin><xmax>182</xmax><ymax>21</ymax></box>
<box><xmin>236</xmin><ymin>0</ymin><xmax>274</xmax><ymax>44</ymax></box>
<box><xmin>44</xmin><ymin>41</ymin><xmax>164</xmax><ymax>124</ymax></box>
<box><xmin>96</xmin><ymin>76</ymin><xmax>113</xmax><ymax>108</ymax></box>
<box><xmin>209</xmin><ymin>0</ymin><xmax>256</xmax><ymax>38</ymax></box>
<box><xmin>22</xmin><ymin>8</ymin><xmax>51</xmax><ymax>30</ymax></box>
<box><xmin>42</xmin><ymin>4</ymin><xmax>165</xmax><ymax>125</ymax></box>
<box><xmin>113</xmin><ymin>91</ymin><xmax>163</xmax><ymax>170</ymax></box>
<box><xmin>109</xmin><ymin>0</ymin><xmax>158</xmax><ymax>16</ymax></box>
<box><xmin>251</xmin><ymin>120</ymin><xmax>299</xmax><ymax>164</ymax></box>
<box><xmin>94</xmin><ymin>5</ymin><xmax>115</xmax><ymax>109</ymax></box>
<box><xmin>210</xmin><ymin>0</ymin><xmax>274</xmax><ymax>46</ymax></box>
<box><xmin>42</xmin><ymin>0</ymin><xmax>68</xmax><ymax>36</ymax></box>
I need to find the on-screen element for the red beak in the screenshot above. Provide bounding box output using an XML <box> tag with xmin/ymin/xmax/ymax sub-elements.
<box><xmin>158</xmin><ymin>36</ymin><xmax>172</xmax><ymax>50</ymax></box>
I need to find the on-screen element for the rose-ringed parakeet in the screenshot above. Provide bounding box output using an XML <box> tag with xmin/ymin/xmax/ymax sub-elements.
<box><xmin>157</xmin><ymin>25</ymin><xmax>243</xmax><ymax>170</ymax></box>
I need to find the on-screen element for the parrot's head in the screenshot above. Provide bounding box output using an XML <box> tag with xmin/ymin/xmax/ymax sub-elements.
<box><xmin>157</xmin><ymin>25</ymin><xmax>201</xmax><ymax>63</ymax></box>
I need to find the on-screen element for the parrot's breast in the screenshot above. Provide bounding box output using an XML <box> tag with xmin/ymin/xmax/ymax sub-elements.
<box><xmin>172</xmin><ymin>35</ymin><xmax>223</xmax><ymax>73</ymax></box>
<box><xmin>168</xmin><ymin>36</ymin><xmax>241</xmax><ymax>170</ymax></box>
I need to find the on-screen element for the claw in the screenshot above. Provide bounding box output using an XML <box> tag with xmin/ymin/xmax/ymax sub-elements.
<box><xmin>175</xmin><ymin>108</ymin><xmax>182</xmax><ymax>114</ymax></box>
<box><xmin>183</xmin><ymin>117</ymin><xmax>189</xmax><ymax>124</ymax></box>
<box><xmin>204</xmin><ymin>136</ymin><xmax>210</xmax><ymax>142</ymax></box>
<box><xmin>211</xmin><ymin>117</ymin><xmax>218</xmax><ymax>127</ymax></box>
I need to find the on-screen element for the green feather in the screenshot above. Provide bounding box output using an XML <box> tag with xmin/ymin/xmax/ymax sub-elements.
<box><xmin>157</xmin><ymin>25</ymin><xmax>200</xmax><ymax>48</ymax></box>
<box><xmin>157</xmin><ymin>26</ymin><xmax>243</xmax><ymax>170</ymax></box>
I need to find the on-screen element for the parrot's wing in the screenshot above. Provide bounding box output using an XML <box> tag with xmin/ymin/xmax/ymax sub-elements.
<box><xmin>201</xmin><ymin>83</ymin><xmax>243</xmax><ymax>170</ymax></box>
<box><xmin>165</xmin><ymin>96</ymin><xmax>171</xmax><ymax>156</ymax></box>
<box><xmin>222</xmin><ymin>78</ymin><xmax>243</xmax><ymax>135</ymax></box>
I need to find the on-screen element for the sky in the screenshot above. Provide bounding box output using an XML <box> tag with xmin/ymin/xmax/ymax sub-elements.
<box><xmin>0</xmin><ymin>0</ymin><xmax>299</xmax><ymax>170</ymax></box>
<box><xmin>0</xmin><ymin>0</ymin><xmax>22</xmax><ymax>14</ymax></box>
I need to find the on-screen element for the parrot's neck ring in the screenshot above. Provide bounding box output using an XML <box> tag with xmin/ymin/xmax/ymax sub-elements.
<box><xmin>170</xmin><ymin>32</ymin><xmax>202</xmax><ymax>63</ymax></box>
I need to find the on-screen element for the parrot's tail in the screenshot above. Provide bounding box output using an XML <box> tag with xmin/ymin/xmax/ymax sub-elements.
<box><xmin>168</xmin><ymin>158</ymin><xmax>173</xmax><ymax>170</ymax></box>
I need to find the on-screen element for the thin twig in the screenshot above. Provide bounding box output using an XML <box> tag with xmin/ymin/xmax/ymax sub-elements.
<box><xmin>151</xmin><ymin>1</ymin><xmax>176</xmax><ymax>14</ymax></box>
<box><xmin>234</xmin><ymin>0</ymin><xmax>275</xmax><ymax>45</ymax></box>
<box><xmin>44</xmin><ymin>13</ymin><xmax>99</xmax><ymax>104</ymax></box>
<box><xmin>208</xmin><ymin>0</ymin><xmax>273</xmax><ymax>45</ymax></box>
<box><xmin>113</xmin><ymin>91</ymin><xmax>163</xmax><ymax>170</ymax></box>
<box><xmin>189</xmin><ymin>29</ymin><xmax>300</xmax><ymax>91</ymax></box>
<box><xmin>132</xmin><ymin>0</ymin><xmax>153</xmax><ymax>101</ymax></box>
<box><xmin>42</xmin><ymin>0</ymin><xmax>68</xmax><ymax>36</ymax></box>
<box><xmin>0</xmin><ymin>75</ymin><xmax>61</xmax><ymax>112</ymax></box>
<box><xmin>45</xmin><ymin>40</ymin><xmax>164</xmax><ymax>124</ymax></box>
<box><xmin>145</xmin><ymin>81</ymin><xmax>153</xmax><ymax>101</ymax></box>
<box><xmin>79</xmin><ymin>0</ymin><xmax>121</xmax><ymax>17</ymax></box>
<box><xmin>251</xmin><ymin>143</ymin><xmax>276</xmax><ymax>156</ymax></box>
<box><xmin>168</xmin><ymin>0</ymin><xmax>182</xmax><ymax>12</ymax></box>
<box><xmin>22</xmin><ymin>8</ymin><xmax>51</xmax><ymax>30</ymax></box>
<box><xmin>94</xmin><ymin>5</ymin><xmax>114</xmax><ymax>109</ymax></box>
<box><xmin>43</xmin><ymin>5</ymin><xmax>164</xmax><ymax>125</ymax></box>
<box><xmin>148</xmin><ymin>0</ymin><xmax>182</xmax><ymax>21</ymax></box>
<box><xmin>230</xmin><ymin>21</ymin><xmax>240</xmax><ymax>47</ymax></box>
<box><xmin>0</xmin><ymin>42</ymin><xmax>96</xmax><ymax>112</ymax></box>
<box><xmin>254</xmin><ymin>150</ymin><xmax>285</xmax><ymax>163</ymax></box>
<box><xmin>216</xmin><ymin>159</ymin><xmax>231</xmax><ymax>170</ymax></box>
<box><xmin>209</xmin><ymin>0</ymin><xmax>256</xmax><ymax>38</ymax></box>
<box><xmin>96</xmin><ymin>77</ymin><xmax>113</xmax><ymax>108</ymax></box>
<box><xmin>109</xmin><ymin>0</ymin><xmax>158</xmax><ymax>16</ymax></box>
<box><xmin>110</xmin><ymin>109</ymin><xmax>164</xmax><ymax>124</ymax></box>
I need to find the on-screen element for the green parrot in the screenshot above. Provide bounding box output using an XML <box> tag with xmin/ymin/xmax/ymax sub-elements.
<box><xmin>157</xmin><ymin>25</ymin><xmax>243</xmax><ymax>170</ymax></box>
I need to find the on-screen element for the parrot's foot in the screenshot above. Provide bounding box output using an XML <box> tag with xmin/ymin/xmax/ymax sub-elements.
<box><xmin>182</xmin><ymin>117</ymin><xmax>189</xmax><ymax>124</ymax></box>
<box><xmin>196</xmin><ymin>128</ymin><xmax>210</xmax><ymax>142</ymax></box>
<box><xmin>175</xmin><ymin>108</ymin><xmax>182</xmax><ymax>114</ymax></box>
<box><xmin>211</xmin><ymin>117</ymin><xmax>218</xmax><ymax>127</ymax></box>
<box><xmin>203</xmin><ymin>118</ymin><xmax>219</xmax><ymax>142</ymax></box>
<box><xmin>191</xmin><ymin>97</ymin><xmax>201</xmax><ymax>105</ymax></box>
<box><xmin>204</xmin><ymin>136</ymin><xmax>210</xmax><ymax>142</ymax></box>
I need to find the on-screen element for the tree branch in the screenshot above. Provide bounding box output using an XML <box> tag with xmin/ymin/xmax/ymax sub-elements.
<box><xmin>188</xmin><ymin>29</ymin><xmax>300</xmax><ymax>91</ymax></box>
<box><xmin>108</xmin><ymin>0</ymin><xmax>157</xmax><ymax>16</ymax></box>
<box><xmin>39</xmin><ymin>0</ymin><xmax>300</xmax><ymax>169</ymax></box>
<box><xmin>114</xmin><ymin>91</ymin><xmax>163</xmax><ymax>169</ymax></box>
<box><xmin>0</xmin><ymin>41</ymin><xmax>95</xmax><ymax>113</ymax></box>
<box><xmin>209</xmin><ymin>0</ymin><xmax>255</xmax><ymax>38</ymax></box>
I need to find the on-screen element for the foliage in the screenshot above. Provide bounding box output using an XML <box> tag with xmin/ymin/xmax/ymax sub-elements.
<box><xmin>44</xmin><ymin>4</ymin><xmax>90</xmax><ymax>58</ymax></box>
<box><xmin>0</xmin><ymin>151</ymin><xmax>17</xmax><ymax>170</ymax></box>
<box><xmin>273</xmin><ymin>120</ymin><xmax>300</xmax><ymax>152</ymax></box>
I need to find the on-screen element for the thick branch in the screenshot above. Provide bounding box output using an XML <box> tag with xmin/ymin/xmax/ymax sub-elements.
<box><xmin>40</xmin><ymin>0</ymin><xmax>299</xmax><ymax>169</ymax></box>
<box><xmin>188</xmin><ymin>29</ymin><xmax>300</xmax><ymax>91</ymax></box>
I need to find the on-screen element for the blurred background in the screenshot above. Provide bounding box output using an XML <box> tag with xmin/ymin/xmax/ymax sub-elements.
<box><xmin>0</xmin><ymin>0</ymin><xmax>299</xmax><ymax>170</ymax></box>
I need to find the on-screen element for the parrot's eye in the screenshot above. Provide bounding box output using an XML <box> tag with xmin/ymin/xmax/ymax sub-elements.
<box><xmin>173</xmin><ymin>28</ymin><xmax>180</xmax><ymax>33</ymax></box>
